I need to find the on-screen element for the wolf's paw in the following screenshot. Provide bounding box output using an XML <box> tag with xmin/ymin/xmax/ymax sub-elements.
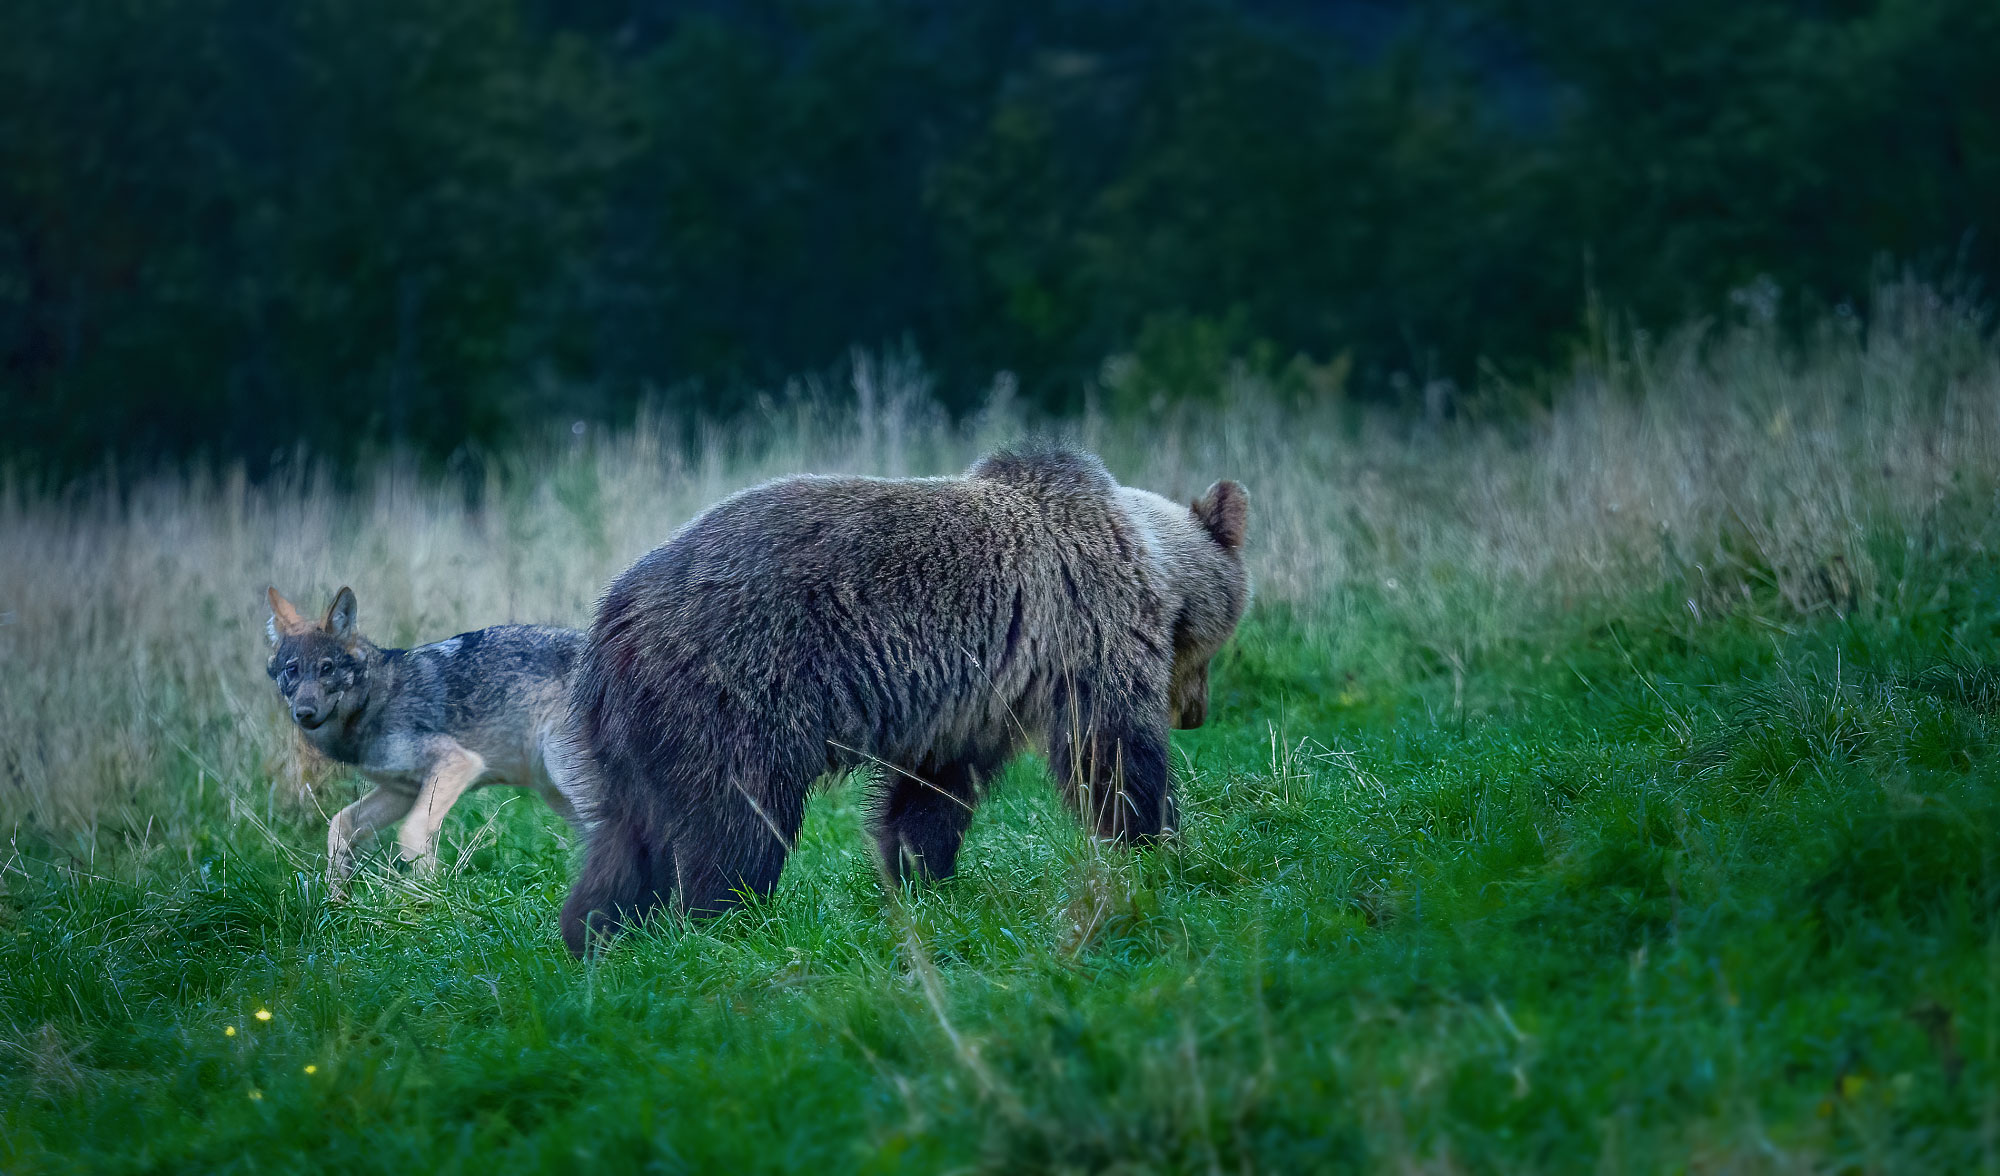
<box><xmin>393</xmin><ymin>852</ymin><xmax>440</xmax><ymax>879</ymax></box>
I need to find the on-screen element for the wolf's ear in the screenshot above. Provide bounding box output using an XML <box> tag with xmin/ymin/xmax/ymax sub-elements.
<box><xmin>324</xmin><ymin>586</ymin><xmax>358</xmax><ymax>642</ymax></box>
<box><xmin>267</xmin><ymin>587</ymin><xmax>309</xmax><ymax>643</ymax></box>
<box><xmin>1191</xmin><ymin>480</ymin><xmax>1249</xmax><ymax>552</ymax></box>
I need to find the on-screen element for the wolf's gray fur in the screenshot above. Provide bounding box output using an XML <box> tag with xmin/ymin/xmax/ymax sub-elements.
<box><xmin>264</xmin><ymin>587</ymin><xmax>592</xmax><ymax>890</ymax></box>
<box><xmin>561</xmin><ymin>447</ymin><xmax>1249</xmax><ymax>955</ymax></box>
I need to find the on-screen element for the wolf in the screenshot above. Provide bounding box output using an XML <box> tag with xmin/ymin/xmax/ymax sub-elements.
<box><xmin>561</xmin><ymin>447</ymin><xmax>1249</xmax><ymax>954</ymax></box>
<box><xmin>264</xmin><ymin>586</ymin><xmax>592</xmax><ymax>890</ymax></box>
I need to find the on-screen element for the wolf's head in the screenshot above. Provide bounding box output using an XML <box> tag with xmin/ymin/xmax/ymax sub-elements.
<box><xmin>265</xmin><ymin>586</ymin><xmax>378</xmax><ymax>735</ymax></box>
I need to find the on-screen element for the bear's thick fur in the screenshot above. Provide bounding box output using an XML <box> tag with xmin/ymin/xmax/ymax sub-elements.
<box><xmin>560</xmin><ymin>448</ymin><xmax>1248</xmax><ymax>955</ymax></box>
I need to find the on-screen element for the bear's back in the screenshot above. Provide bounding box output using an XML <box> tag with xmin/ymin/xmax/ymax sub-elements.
<box><xmin>621</xmin><ymin>460</ymin><xmax>1128</xmax><ymax>614</ymax></box>
<box><xmin>591</xmin><ymin>458</ymin><xmax>1159</xmax><ymax>759</ymax></box>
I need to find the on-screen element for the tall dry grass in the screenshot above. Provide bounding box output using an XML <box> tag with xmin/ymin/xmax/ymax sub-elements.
<box><xmin>3</xmin><ymin>284</ymin><xmax>1996</xmax><ymax>833</ymax></box>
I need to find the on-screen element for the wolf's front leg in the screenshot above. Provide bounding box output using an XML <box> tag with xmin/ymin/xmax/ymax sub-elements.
<box><xmin>328</xmin><ymin>786</ymin><xmax>417</xmax><ymax>895</ymax></box>
<box><xmin>396</xmin><ymin>744</ymin><xmax>488</xmax><ymax>876</ymax></box>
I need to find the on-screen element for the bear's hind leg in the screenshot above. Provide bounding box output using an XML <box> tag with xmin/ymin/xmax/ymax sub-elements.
<box><xmin>670</xmin><ymin>772</ymin><xmax>809</xmax><ymax>917</ymax></box>
<box><xmin>1051</xmin><ymin>677</ymin><xmax>1173</xmax><ymax>843</ymax></box>
<box><xmin>871</xmin><ymin>758</ymin><xmax>985</xmax><ymax>884</ymax></box>
<box><xmin>561</xmin><ymin>819</ymin><xmax>676</xmax><ymax>957</ymax></box>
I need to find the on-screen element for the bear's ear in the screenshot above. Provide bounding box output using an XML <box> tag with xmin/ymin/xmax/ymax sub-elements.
<box><xmin>1191</xmin><ymin>480</ymin><xmax>1249</xmax><ymax>552</ymax></box>
<box><xmin>267</xmin><ymin>587</ymin><xmax>309</xmax><ymax>644</ymax></box>
<box><xmin>323</xmin><ymin>586</ymin><xmax>358</xmax><ymax>642</ymax></box>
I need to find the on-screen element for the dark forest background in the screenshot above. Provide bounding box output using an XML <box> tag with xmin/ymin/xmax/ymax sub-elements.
<box><xmin>4</xmin><ymin>0</ymin><xmax>1997</xmax><ymax>473</ymax></box>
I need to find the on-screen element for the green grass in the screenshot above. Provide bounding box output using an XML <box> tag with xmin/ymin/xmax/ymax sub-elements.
<box><xmin>5</xmin><ymin>533</ymin><xmax>1998</xmax><ymax>1173</ymax></box>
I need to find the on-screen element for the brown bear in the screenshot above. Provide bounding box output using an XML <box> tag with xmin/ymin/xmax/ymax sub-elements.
<box><xmin>560</xmin><ymin>447</ymin><xmax>1249</xmax><ymax>955</ymax></box>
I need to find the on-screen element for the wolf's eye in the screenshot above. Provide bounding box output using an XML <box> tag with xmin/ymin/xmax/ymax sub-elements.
<box><xmin>279</xmin><ymin>662</ymin><xmax>298</xmax><ymax>688</ymax></box>
<box><xmin>318</xmin><ymin>658</ymin><xmax>335</xmax><ymax>677</ymax></box>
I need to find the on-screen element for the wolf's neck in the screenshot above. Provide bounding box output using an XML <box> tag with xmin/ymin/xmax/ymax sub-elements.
<box><xmin>316</xmin><ymin>644</ymin><xmax>403</xmax><ymax>763</ymax></box>
<box><xmin>346</xmin><ymin>644</ymin><xmax>404</xmax><ymax>727</ymax></box>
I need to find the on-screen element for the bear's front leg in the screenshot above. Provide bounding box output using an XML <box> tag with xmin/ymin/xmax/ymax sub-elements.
<box><xmin>1050</xmin><ymin>676</ymin><xmax>1173</xmax><ymax>843</ymax></box>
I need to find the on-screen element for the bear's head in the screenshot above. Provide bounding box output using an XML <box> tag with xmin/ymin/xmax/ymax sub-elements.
<box><xmin>1122</xmin><ymin>480</ymin><xmax>1251</xmax><ymax>729</ymax></box>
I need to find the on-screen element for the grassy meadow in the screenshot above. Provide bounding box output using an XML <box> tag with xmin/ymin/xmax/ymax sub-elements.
<box><xmin>5</xmin><ymin>291</ymin><xmax>2000</xmax><ymax>1171</ymax></box>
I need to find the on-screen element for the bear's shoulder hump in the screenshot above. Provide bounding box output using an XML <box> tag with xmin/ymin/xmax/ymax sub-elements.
<box><xmin>965</xmin><ymin>447</ymin><xmax>1115</xmax><ymax>496</ymax></box>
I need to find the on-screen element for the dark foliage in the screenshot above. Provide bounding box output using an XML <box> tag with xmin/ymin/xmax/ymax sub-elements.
<box><xmin>4</xmin><ymin>0</ymin><xmax>1996</xmax><ymax>471</ymax></box>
